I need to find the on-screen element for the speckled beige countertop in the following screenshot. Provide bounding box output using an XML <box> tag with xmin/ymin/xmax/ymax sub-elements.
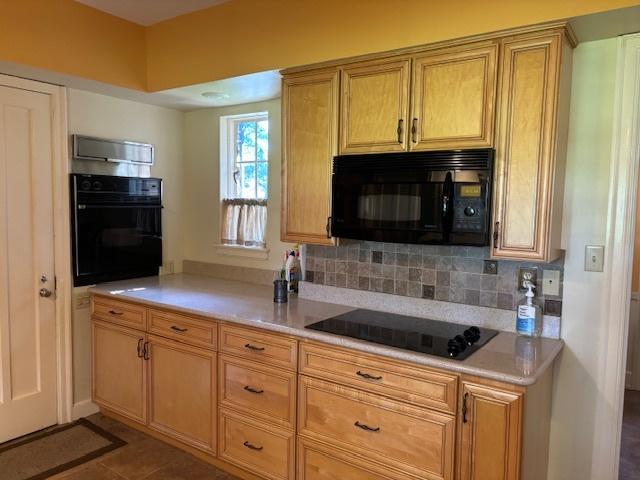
<box><xmin>90</xmin><ymin>273</ymin><xmax>563</xmax><ymax>386</ymax></box>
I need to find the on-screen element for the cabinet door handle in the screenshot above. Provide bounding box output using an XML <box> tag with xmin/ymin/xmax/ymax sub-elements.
<box><xmin>354</xmin><ymin>421</ymin><xmax>380</xmax><ymax>432</ymax></box>
<box><xmin>493</xmin><ymin>221</ymin><xmax>500</xmax><ymax>249</ymax></box>
<box><xmin>243</xmin><ymin>385</ymin><xmax>264</xmax><ymax>394</ymax></box>
<box><xmin>397</xmin><ymin>119</ymin><xmax>404</xmax><ymax>143</ymax></box>
<box><xmin>462</xmin><ymin>392</ymin><xmax>469</xmax><ymax>423</ymax></box>
<box><xmin>244</xmin><ymin>343</ymin><xmax>265</xmax><ymax>352</ymax></box>
<box><xmin>411</xmin><ymin>118</ymin><xmax>418</xmax><ymax>143</ymax></box>
<box><xmin>243</xmin><ymin>441</ymin><xmax>263</xmax><ymax>451</ymax></box>
<box><xmin>170</xmin><ymin>325</ymin><xmax>188</xmax><ymax>333</ymax></box>
<box><xmin>136</xmin><ymin>338</ymin><xmax>144</xmax><ymax>358</ymax></box>
<box><xmin>326</xmin><ymin>216</ymin><xmax>332</xmax><ymax>238</ymax></box>
<box><xmin>108</xmin><ymin>309</ymin><xmax>124</xmax><ymax>316</ymax></box>
<box><xmin>143</xmin><ymin>341</ymin><xmax>150</xmax><ymax>360</ymax></box>
<box><xmin>356</xmin><ymin>370</ymin><xmax>382</xmax><ymax>381</ymax></box>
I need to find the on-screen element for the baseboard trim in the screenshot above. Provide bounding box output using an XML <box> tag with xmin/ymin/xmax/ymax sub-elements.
<box><xmin>71</xmin><ymin>399</ymin><xmax>100</xmax><ymax>420</ymax></box>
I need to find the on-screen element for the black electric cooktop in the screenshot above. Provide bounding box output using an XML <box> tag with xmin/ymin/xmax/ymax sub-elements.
<box><xmin>305</xmin><ymin>309</ymin><xmax>498</xmax><ymax>360</ymax></box>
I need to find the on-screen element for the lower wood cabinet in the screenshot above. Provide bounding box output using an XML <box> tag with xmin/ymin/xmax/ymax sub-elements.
<box><xmin>219</xmin><ymin>408</ymin><xmax>296</xmax><ymax>480</ymax></box>
<box><xmin>147</xmin><ymin>334</ymin><xmax>217</xmax><ymax>454</ymax></box>
<box><xmin>297</xmin><ymin>376</ymin><xmax>455</xmax><ymax>480</ymax></box>
<box><xmin>297</xmin><ymin>437</ymin><xmax>407</xmax><ymax>480</ymax></box>
<box><xmin>457</xmin><ymin>380</ymin><xmax>524</xmax><ymax>480</ymax></box>
<box><xmin>92</xmin><ymin>320</ymin><xmax>147</xmax><ymax>424</ymax></box>
<box><xmin>92</xmin><ymin>295</ymin><xmax>554</xmax><ymax>480</ymax></box>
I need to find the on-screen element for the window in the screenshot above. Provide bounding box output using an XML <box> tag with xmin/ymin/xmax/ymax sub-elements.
<box><xmin>223</xmin><ymin>112</ymin><xmax>269</xmax><ymax>200</ymax></box>
<box><xmin>219</xmin><ymin>112</ymin><xmax>269</xmax><ymax>256</ymax></box>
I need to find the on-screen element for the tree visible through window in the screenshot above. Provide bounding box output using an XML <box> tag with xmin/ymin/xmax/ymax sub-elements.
<box><xmin>232</xmin><ymin>115</ymin><xmax>268</xmax><ymax>199</ymax></box>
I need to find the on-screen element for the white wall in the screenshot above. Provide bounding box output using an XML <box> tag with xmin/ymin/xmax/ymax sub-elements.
<box><xmin>67</xmin><ymin>89</ymin><xmax>185</xmax><ymax>409</ymax></box>
<box><xmin>183</xmin><ymin>99</ymin><xmax>293</xmax><ymax>271</ymax></box>
<box><xmin>548</xmin><ymin>38</ymin><xmax>619</xmax><ymax>479</ymax></box>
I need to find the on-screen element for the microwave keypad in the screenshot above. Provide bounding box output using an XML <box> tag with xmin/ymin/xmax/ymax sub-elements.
<box><xmin>453</xmin><ymin>184</ymin><xmax>485</xmax><ymax>232</ymax></box>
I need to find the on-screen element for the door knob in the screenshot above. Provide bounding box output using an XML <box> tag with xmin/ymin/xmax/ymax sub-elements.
<box><xmin>39</xmin><ymin>288</ymin><xmax>52</xmax><ymax>298</ymax></box>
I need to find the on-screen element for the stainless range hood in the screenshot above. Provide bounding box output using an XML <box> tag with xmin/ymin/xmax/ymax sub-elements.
<box><xmin>72</xmin><ymin>134</ymin><xmax>154</xmax><ymax>165</ymax></box>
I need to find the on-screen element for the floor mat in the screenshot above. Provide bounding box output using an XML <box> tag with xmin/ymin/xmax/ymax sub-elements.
<box><xmin>0</xmin><ymin>418</ymin><xmax>126</xmax><ymax>480</ymax></box>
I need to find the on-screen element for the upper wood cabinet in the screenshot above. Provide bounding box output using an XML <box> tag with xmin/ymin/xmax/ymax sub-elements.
<box><xmin>339</xmin><ymin>58</ymin><xmax>411</xmax><ymax>153</ymax></box>
<box><xmin>492</xmin><ymin>30</ymin><xmax>571</xmax><ymax>261</ymax></box>
<box><xmin>338</xmin><ymin>42</ymin><xmax>498</xmax><ymax>155</ymax></box>
<box><xmin>457</xmin><ymin>380</ymin><xmax>523</xmax><ymax>480</ymax></box>
<box><xmin>281</xmin><ymin>69</ymin><xmax>338</xmax><ymax>245</ymax></box>
<box><xmin>411</xmin><ymin>42</ymin><xmax>498</xmax><ymax>151</ymax></box>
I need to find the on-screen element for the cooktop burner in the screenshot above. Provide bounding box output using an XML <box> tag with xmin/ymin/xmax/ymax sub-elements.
<box><xmin>305</xmin><ymin>309</ymin><xmax>498</xmax><ymax>360</ymax></box>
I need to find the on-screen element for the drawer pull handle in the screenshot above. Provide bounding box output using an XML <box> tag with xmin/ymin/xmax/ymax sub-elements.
<box><xmin>243</xmin><ymin>441</ymin><xmax>263</xmax><ymax>451</ymax></box>
<box><xmin>354</xmin><ymin>421</ymin><xmax>380</xmax><ymax>432</ymax></box>
<box><xmin>243</xmin><ymin>385</ymin><xmax>264</xmax><ymax>394</ymax></box>
<box><xmin>244</xmin><ymin>343</ymin><xmax>265</xmax><ymax>351</ymax></box>
<box><xmin>108</xmin><ymin>310</ymin><xmax>124</xmax><ymax>316</ymax></box>
<box><xmin>170</xmin><ymin>325</ymin><xmax>188</xmax><ymax>333</ymax></box>
<box><xmin>356</xmin><ymin>371</ymin><xmax>382</xmax><ymax>381</ymax></box>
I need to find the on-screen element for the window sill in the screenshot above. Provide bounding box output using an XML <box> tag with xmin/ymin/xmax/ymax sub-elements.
<box><xmin>215</xmin><ymin>244</ymin><xmax>269</xmax><ymax>260</ymax></box>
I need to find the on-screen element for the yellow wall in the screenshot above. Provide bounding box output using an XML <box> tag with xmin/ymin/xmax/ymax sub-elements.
<box><xmin>0</xmin><ymin>0</ymin><xmax>146</xmax><ymax>90</ymax></box>
<box><xmin>145</xmin><ymin>0</ymin><xmax>640</xmax><ymax>90</ymax></box>
<box><xmin>0</xmin><ymin>0</ymin><xmax>639</xmax><ymax>92</ymax></box>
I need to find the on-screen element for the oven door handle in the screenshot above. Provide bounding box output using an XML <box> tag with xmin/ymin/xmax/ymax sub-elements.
<box><xmin>77</xmin><ymin>204</ymin><xmax>163</xmax><ymax>209</ymax></box>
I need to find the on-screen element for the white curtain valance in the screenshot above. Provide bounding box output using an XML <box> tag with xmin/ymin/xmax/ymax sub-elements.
<box><xmin>221</xmin><ymin>198</ymin><xmax>267</xmax><ymax>248</ymax></box>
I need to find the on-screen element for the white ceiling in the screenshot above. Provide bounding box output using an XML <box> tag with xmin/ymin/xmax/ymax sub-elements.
<box><xmin>75</xmin><ymin>0</ymin><xmax>230</xmax><ymax>26</ymax></box>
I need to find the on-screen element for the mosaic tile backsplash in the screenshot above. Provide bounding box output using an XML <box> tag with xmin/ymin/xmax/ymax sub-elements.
<box><xmin>303</xmin><ymin>242</ymin><xmax>564</xmax><ymax>315</ymax></box>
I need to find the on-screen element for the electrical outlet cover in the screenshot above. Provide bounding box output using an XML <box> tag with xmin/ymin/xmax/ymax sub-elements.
<box><xmin>517</xmin><ymin>267</ymin><xmax>538</xmax><ymax>292</ymax></box>
<box><xmin>542</xmin><ymin>270</ymin><xmax>561</xmax><ymax>297</ymax></box>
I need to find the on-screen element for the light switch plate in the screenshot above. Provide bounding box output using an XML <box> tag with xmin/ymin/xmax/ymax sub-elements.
<box><xmin>542</xmin><ymin>270</ymin><xmax>560</xmax><ymax>296</ymax></box>
<box><xmin>585</xmin><ymin>245</ymin><xmax>605</xmax><ymax>272</ymax></box>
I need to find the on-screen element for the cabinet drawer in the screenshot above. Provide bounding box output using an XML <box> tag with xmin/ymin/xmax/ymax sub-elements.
<box><xmin>219</xmin><ymin>354</ymin><xmax>296</xmax><ymax>430</ymax></box>
<box><xmin>219</xmin><ymin>408</ymin><xmax>295</xmax><ymax>480</ymax></box>
<box><xmin>298</xmin><ymin>376</ymin><xmax>455</xmax><ymax>480</ymax></box>
<box><xmin>92</xmin><ymin>296</ymin><xmax>147</xmax><ymax>331</ymax></box>
<box><xmin>299</xmin><ymin>341</ymin><xmax>457</xmax><ymax>413</ymax></box>
<box><xmin>148</xmin><ymin>309</ymin><xmax>217</xmax><ymax>349</ymax></box>
<box><xmin>298</xmin><ymin>437</ymin><xmax>409</xmax><ymax>480</ymax></box>
<box><xmin>219</xmin><ymin>323</ymin><xmax>297</xmax><ymax>370</ymax></box>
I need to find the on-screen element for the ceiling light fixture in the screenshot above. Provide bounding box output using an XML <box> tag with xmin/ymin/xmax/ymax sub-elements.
<box><xmin>201</xmin><ymin>91</ymin><xmax>230</xmax><ymax>100</ymax></box>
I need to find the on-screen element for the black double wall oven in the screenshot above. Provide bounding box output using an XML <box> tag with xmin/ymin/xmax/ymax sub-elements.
<box><xmin>71</xmin><ymin>174</ymin><xmax>163</xmax><ymax>286</ymax></box>
<box><xmin>330</xmin><ymin>149</ymin><xmax>494</xmax><ymax>246</ymax></box>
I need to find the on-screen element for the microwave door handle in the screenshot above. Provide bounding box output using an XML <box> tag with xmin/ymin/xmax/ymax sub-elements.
<box><xmin>442</xmin><ymin>172</ymin><xmax>454</xmax><ymax>232</ymax></box>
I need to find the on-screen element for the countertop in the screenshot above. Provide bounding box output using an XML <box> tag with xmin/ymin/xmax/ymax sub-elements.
<box><xmin>89</xmin><ymin>273</ymin><xmax>564</xmax><ymax>386</ymax></box>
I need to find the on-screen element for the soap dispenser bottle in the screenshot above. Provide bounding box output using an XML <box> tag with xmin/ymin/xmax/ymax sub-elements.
<box><xmin>516</xmin><ymin>281</ymin><xmax>542</xmax><ymax>337</ymax></box>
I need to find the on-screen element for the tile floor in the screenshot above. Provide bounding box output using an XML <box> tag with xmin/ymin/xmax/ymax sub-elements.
<box><xmin>49</xmin><ymin>413</ymin><xmax>239</xmax><ymax>480</ymax></box>
<box><xmin>620</xmin><ymin>389</ymin><xmax>640</xmax><ymax>480</ymax></box>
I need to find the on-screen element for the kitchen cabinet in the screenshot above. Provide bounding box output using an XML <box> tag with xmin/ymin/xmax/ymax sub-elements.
<box><xmin>492</xmin><ymin>30</ymin><xmax>572</xmax><ymax>261</ymax></box>
<box><xmin>411</xmin><ymin>42</ymin><xmax>498</xmax><ymax>151</ymax></box>
<box><xmin>457</xmin><ymin>380</ymin><xmax>523</xmax><ymax>480</ymax></box>
<box><xmin>92</xmin><ymin>320</ymin><xmax>147</xmax><ymax>424</ymax></box>
<box><xmin>281</xmin><ymin>68</ymin><xmax>338</xmax><ymax>245</ymax></box>
<box><xmin>339</xmin><ymin>57</ymin><xmax>411</xmax><ymax>153</ymax></box>
<box><xmin>338</xmin><ymin>43</ymin><xmax>497</xmax><ymax>155</ymax></box>
<box><xmin>147</xmin><ymin>334</ymin><xmax>217</xmax><ymax>454</ymax></box>
<box><xmin>91</xmin><ymin>293</ymin><xmax>557</xmax><ymax>480</ymax></box>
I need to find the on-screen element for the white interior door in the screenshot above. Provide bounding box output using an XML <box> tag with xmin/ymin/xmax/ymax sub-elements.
<box><xmin>0</xmin><ymin>84</ymin><xmax>57</xmax><ymax>442</ymax></box>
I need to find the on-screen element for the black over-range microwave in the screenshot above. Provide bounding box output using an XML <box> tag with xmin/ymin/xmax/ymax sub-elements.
<box><xmin>71</xmin><ymin>174</ymin><xmax>163</xmax><ymax>286</ymax></box>
<box><xmin>330</xmin><ymin>149</ymin><xmax>493</xmax><ymax>246</ymax></box>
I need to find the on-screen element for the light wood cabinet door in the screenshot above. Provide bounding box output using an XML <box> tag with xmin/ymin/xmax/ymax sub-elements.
<box><xmin>147</xmin><ymin>335</ymin><xmax>216</xmax><ymax>454</ymax></box>
<box><xmin>281</xmin><ymin>69</ymin><xmax>338</xmax><ymax>245</ymax></box>
<box><xmin>339</xmin><ymin>57</ymin><xmax>410</xmax><ymax>154</ymax></box>
<box><xmin>457</xmin><ymin>381</ymin><xmax>523</xmax><ymax>480</ymax></box>
<box><xmin>298</xmin><ymin>376</ymin><xmax>455</xmax><ymax>480</ymax></box>
<box><xmin>92</xmin><ymin>320</ymin><xmax>146</xmax><ymax>424</ymax></box>
<box><xmin>297</xmin><ymin>437</ymin><xmax>409</xmax><ymax>480</ymax></box>
<box><xmin>411</xmin><ymin>43</ymin><xmax>498</xmax><ymax>151</ymax></box>
<box><xmin>492</xmin><ymin>32</ymin><xmax>567</xmax><ymax>261</ymax></box>
<box><xmin>219</xmin><ymin>408</ymin><xmax>295</xmax><ymax>480</ymax></box>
